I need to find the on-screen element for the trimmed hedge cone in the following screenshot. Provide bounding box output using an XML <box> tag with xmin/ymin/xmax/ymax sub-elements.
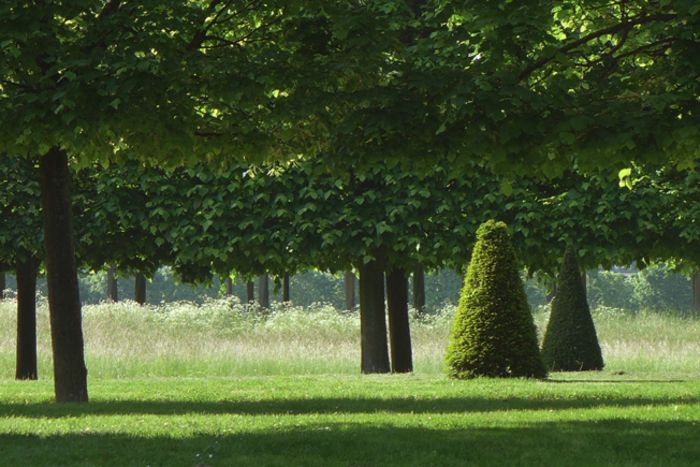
<box><xmin>445</xmin><ymin>220</ymin><xmax>546</xmax><ymax>379</ymax></box>
<box><xmin>541</xmin><ymin>248</ymin><xmax>604</xmax><ymax>371</ymax></box>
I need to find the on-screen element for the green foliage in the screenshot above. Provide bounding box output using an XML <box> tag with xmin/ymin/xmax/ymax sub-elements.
<box><xmin>541</xmin><ymin>248</ymin><xmax>604</xmax><ymax>371</ymax></box>
<box><xmin>445</xmin><ymin>220</ymin><xmax>546</xmax><ymax>379</ymax></box>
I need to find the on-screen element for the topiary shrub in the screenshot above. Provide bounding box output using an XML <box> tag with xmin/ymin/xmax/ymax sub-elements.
<box><xmin>445</xmin><ymin>220</ymin><xmax>546</xmax><ymax>379</ymax></box>
<box><xmin>541</xmin><ymin>247</ymin><xmax>604</xmax><ymax>371</ymax></box>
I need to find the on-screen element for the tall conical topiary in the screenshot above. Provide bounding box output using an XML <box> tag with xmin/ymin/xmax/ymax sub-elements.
<box><xmin>445</xmin><ymin>220</ymin><xmax>546</xmax><ymax>379</ymax></box>
<box><xmin>541</xmin><ymin>248</ymin><xmax>604</xmax><ymax>371</ymax></box>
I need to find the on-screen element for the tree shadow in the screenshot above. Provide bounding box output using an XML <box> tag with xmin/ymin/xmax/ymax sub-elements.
<box><xmin>547</xmin><ymin>379</ymin><xmax>688</xmax><ymax>384</ymax></box>
<box><xmin>2</xmin><ymin>419</ymin><xmax>699</xmax><ymax>466</ymax></box>
<box><xmin>0</xmin><ymin>393</ymin><xmax>697</xmax><ymax>419</ymax></box>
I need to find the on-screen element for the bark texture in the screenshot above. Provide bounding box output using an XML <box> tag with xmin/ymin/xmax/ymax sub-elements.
<box><xmin>283</xmin><ymin>274</ymin><xmax>290</xmax><ymax>302</ymax></box>
<box><xmin>386</xmin><ymin>269</ymin><xmax>413</xmax><ymax>373</ymax></box>
<box><xmin>106</xmin><ymin>265</ymin><xmax>118</xmax><ymax>302</ymax></box>
<box><xmin>39</xmin><ymin>148</ymin><xmax>88</xmax><ymax>402</ymax></box>
<box><xmin>359</xmin><ymin>260</ymin><xmax>390</xmax><ymax>374</ymax></box>
<box><xmin>344</xmin><ymin>271</ymin><xmax>356</xmax><ymax>311</ymax></box>
<box><xmin>412</xmin><ymin>266</ymin><xmax>425</xmax><ymax>312</ymax></box>
<box><xmin>0</xmin><ymin>272</ymin><xmax>6</xmax><ymax>300</ymax></box>
<box><xmin>246</xmin><ymin>281</ymin><xmax>255</xmax><ymax>304</ymax></box>
<box><xmin>258</xmin><ymin>274</ymin><xmax>270</xmax><ymax>309</ymax></box>
<box><xmin>134</xmin><ymin>273</ymin><xmax>146</xmax><ymax>305</ymax></box>
<box><xmin>15</xmin><ymin>257</ymin><xmax>39</xmax><ymax>380</ymax></box>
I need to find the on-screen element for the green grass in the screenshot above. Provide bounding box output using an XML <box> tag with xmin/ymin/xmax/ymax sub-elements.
<box><xmin>1</xmin><ymin>300</ymin><xmax>700</xmax><ymax>465</ymax></box>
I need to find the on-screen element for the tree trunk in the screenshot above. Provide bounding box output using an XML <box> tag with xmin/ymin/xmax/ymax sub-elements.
<box><xmin>106</xmin><ymin>265</ymin><xmax>118</xmax><ymax>302</ymax></box>
<box><xmin>358</xmin><ymin>260</ymin><xmax>390</xmax><ymax>374</ymax></box>
<box><xmin>283</xmin><ymin>273</ymin><xmax>290</xmax><ymax>302</ymax></box>
<box><xmin>386</xmin><ymin>269</ymin><xmax>413</xmax><ymax>373</ymax></box>
<box><xmin>258</xmin><ymin>274</ymin><xmax>270</xmax><ymax>309</ymax></box>
<box><xmin>39</xmin><ymin>148</ymin><xmax>88</xmax><ymax>402</ymax></box>
<box><xmin>344</xmin><ymin>271</ymin><xmax>356</xmax><ymax>311</ymax></box>
<box><xmin>412</xmin><ymin>265</ymin><xmax>425</xmax><ymax>313</ymax></box>
<box><xmin>0</xmin><ymin>271</ymin><xmax>5</xmax><ymax>300</ymax></box>
<box><xmin>581</xmin><ymin>270</ymin><xmax>588</xmax><ymax>297</ymax></box>
<box><xmin>693</xmin><ymin>273</ymin><xmax>700</xmax><ymax>316</ymax></box>
<box><xmin>134</xmin><ymin>273</ymin><xmax>146</xmax><ymax>305</ymax></box>
<box><xmin>246</xmin><ymin>281</ymin><xmax>255</xmax><ymax>304</ymax></box>
<box><xmin>15</xmin><ymin>257</ymin><xmax>39</xmax><ymax>380</ymax></box>
<box><xmin>224</xmin><ymin>277</ymin><xmax>234</xmax><ymax>297</ymax></box>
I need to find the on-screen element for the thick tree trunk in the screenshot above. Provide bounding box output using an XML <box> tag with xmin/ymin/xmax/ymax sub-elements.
<box><xmin>0</xmin><ymin>271</ymin><xmax>6</xmax><ymax>299</ymax></box>
<box><xmin>246</xmin><ymin>281</ymin><xmax>255</xmax><ymax>304</ymax></box>
<box><xmin>283</xmin><ymin>273</ymin><xmax>290</xmax><ymax>302</ymax></box>
<box><xmin>258</xmin><ymin>274</ymin><xmax>270</xmax><ymax>309</ymax></box>
<box><xmin>412</xmin><ymin>266</ymin><xmax>425</xmax><ymax>313</ymax></box>
<box><xmin>15</xmin><ymin>257</ymin><xmax>39</xmax><ymax>380</ymax></box>
<box><xmin>224</xmin><ymin>277</ymin><xmax>234</xmax><ymax>297</ymax></box>
<box><xmin>693</xmin><ymin>273</ymin><xmax>700</xmax><ymax>316</ymax></box>
<box><xmin>386</xmin><ymin>269</ymin><xmax>413</xmax><ymax>373</ymax></box>
<box><xmin>39</xmin><ymin>148</ymin><xmax>88</xmax><ymax>402</ymax></box>
<box><xmin>358</xmin><ymin>260</ymin><xmax>390</xmax><ymax>374</ymax></box>
<box><xmin>134</xmin><ymin>273</ymin><xmax>146</xmax><ymax>305</ymax></box>
<box><xmin>106</xmin><ymin>265</ymin><xmax>118</xmax><ymax>302</ymax></box>
<box><xmin>344</xmin><ymin>271</ymin><xmax>356</xmax><ymax>311</ymax></box>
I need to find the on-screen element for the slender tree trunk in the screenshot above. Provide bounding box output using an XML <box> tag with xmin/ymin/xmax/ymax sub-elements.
<box><xmin>581</xmin><ymin>270</ymin><xmax>588</xmax><ymax>297</ymax></box>
<box><xmin>15</xmin><ymin>257</ymin><xmax>39</xmax><ymax>380</ymax></box>
<box><xmin>39</xmin><ymin>148</ymin><xmax>88</xmax><ymax>402</ymax></box>
<box><xmin>0</xmin><ymin>271</ymin><xmax>6</xmax><ymax>300</ymax></box>
<box><xmin>134</xmin><ymin>273</ymin><xmax>146</xmax><ymax>305</ymax></box>
<box><xmin>258</xmin><ymin>274</ymin><xmax>270</xmax><ymax>309</ymax></box>
<box><xmin>246</xmin><ymin>281</ymin><xmax>255</xmax><ymax>304</ymax></box>
<box><xmin>344</xmin><ymin>271</ymin><xmax>356</xmax><ymax>311</ymax></box>
<box><xmin>412</xmin><ymin>266</ymin><xmax>425</xmax><ymax>313</ymax></box>
<box><xmin>225</xmin><ymin>277</ymin><xmax>234</xmax><ymax>297</ymax></box>
<box><xmin>283</xmin><ymin>273</ymin><xmax>290</xmax><ymax>302</ymax></box>
<box><xmin>106</xmin><ymin>265</ymin><xmax>118</xmax><ymax>302</ymax></box>
<box><xmin>386</xmin><ymin>269</ymin><xmax>413</xmax><ymax>373</ymax></box>
<box><xmin>358</xmin><ymin>260</ymin><xmax>390</xmax><ymax>374</ymax></box>
<box><xmin>693</xmin><ymin>273</ymin><xmax>700</xmax><ymax>316</ymax></box>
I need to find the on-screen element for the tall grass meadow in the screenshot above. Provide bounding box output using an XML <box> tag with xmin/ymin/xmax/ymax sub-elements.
<box><xmin>1</xmin><ymin>297</ymin><xmax>699</xmax><ymax>379</ymax></box>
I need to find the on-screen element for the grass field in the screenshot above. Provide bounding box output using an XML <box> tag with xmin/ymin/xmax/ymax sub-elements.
<box><xmin>1</xmin><ymin>299</ymin><xmax>699</xmax><ymax>466</ymax></box>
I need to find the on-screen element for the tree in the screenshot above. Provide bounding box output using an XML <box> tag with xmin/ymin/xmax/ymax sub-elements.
<box><xmin>344</xmin><ymin>271</ymin><xmax>356</xmax><ymax>311</ymax></box>
<box><xmin>541</xmin><ymin>248</ymin><xmax>604</xmax><ymax>371</ymax></box>
<box><xmin>386</xmin><ymin>268</ymin><xmax>412</xmax><ymax>373</ymax></box>
<box><xmin>445</xmin><ymin>220</ymin><xmax>546</xmax><ymax>379</ymax></box>
<box><xmin>0</xmin><ymin>157</ymin><xmax>43</xmax><ymax>381</ymax></box>
<box><xmin>1</xmin><ymin>0</ymin><xmax>378</xmax><ymax>401</ymax></box>
<box><xmin>106</xmin><ymin>265</ymin><xmax>118</xmax><ymax>302</ymax></box>
<box><xmin>134</xmin><ymin>273</ymin><xmax>147</xmax><ymax>305</ymax></box>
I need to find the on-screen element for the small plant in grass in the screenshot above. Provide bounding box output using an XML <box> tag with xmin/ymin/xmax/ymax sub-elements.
<box><xmin>445</xmin><ymin>220</ymin><xmax>546</xmax><ymax>379</ymax></box>
<box><xmin>541</xmin><ymin>247</ymin><xmax>604</xmax><ymax>371</ymax></box>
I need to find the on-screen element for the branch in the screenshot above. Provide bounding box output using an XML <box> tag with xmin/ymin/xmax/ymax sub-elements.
<box><xmin>97</xmin><ymin>0</ymin><xmax>121</xmax><ymax>20</ymax></box>
<box><xmin>519</xmin><ymin>13</ymin><xmax>676</xmax><ymax>81</ymax></box>
<box><xmin>187</xmin><ymin>0</ymin><xmax>226</xmax><ymax>51</ymax></box>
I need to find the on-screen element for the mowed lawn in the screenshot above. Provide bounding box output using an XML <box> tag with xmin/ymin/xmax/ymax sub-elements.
<box><xmin>1</xmin><ymin>301</ymin><xmax>700</xmax><ymax>466</ymax></box>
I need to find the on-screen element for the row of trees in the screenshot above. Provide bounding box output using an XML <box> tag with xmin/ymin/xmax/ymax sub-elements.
<box><xmin>3</xmin><ymin>154</ymin><xmax>700</xmax><ymax>380</ymax></box>
<box><xmin>2</xmin><ymin>1</ymin><xmax>699</xmax><ymax>401</ymax></box>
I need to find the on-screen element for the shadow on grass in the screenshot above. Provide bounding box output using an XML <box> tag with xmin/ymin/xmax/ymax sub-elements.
<box><xmin>0</xmin><ymin>393</ymin><xmax>697</xmax><ymax>418</ymax></box>
<box><xmin>2</xmin><ymin>419</ymin><xmax>699</xmax><ymax>466</ymax></box>
<box><xmin>547</xmin><ymin>379</ymin><xmax>688</xmax><ymax>384</ymax></box>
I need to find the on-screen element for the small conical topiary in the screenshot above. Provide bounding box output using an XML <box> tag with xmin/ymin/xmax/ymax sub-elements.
<box><xmin>445</xmin><ymin>220</ymin><xmax>547</xmax><ymax>379</ymax></box>
<box><xmin>541</xmin><ymin>247</ymin><xmax>604</xmax><ymax>371</ymax></box>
